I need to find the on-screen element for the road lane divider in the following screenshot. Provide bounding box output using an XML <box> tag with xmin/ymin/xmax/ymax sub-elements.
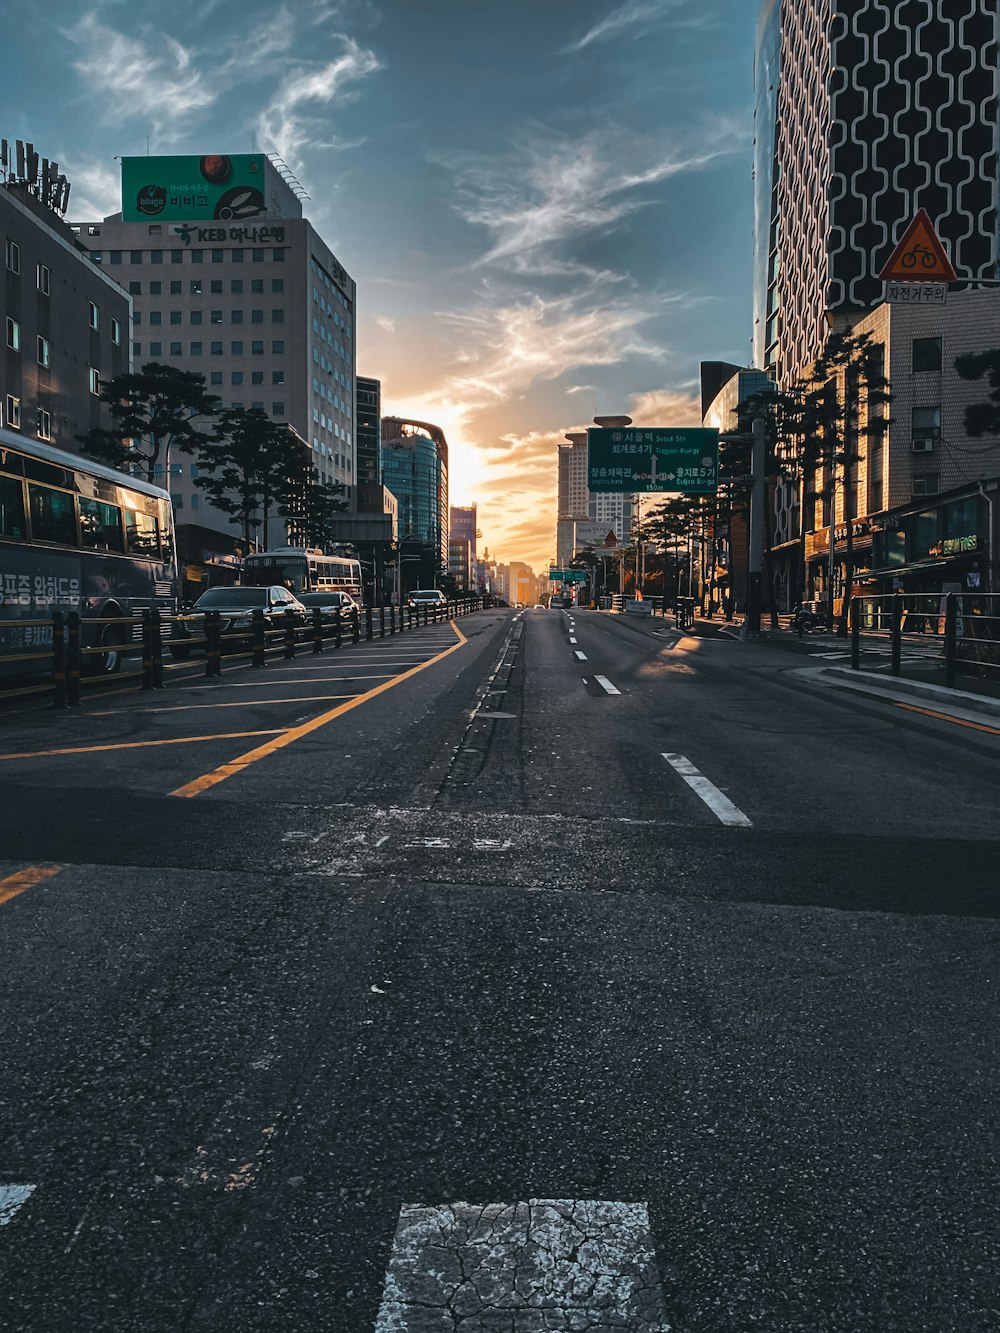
<box><xmin>661</xmin><ymin>753</ymin><xmax>752</xmax><ymax>827</ymax></box>
<box><xmin>574</xmin><ymin>650</ymin><xmax>588</xmax><ymax>661</ymax></box>
<box><xmin>594</xmin><ymin>675</ymin><xmax>621</xmax><ymax>695</ymax></box>
<box><xmin>0</xmin><ymin>730</ymin><xmax>285</xmax><ymax>763</ymax></box>
<box><xmin>173</xmin><ymin>620</ymin><xmax>469</xmax><ymax>799</ymax></box>
<box><xmin>0</xmin><ymin>864</ymin><xmax>63</xmax><ymax>908</ymax></box>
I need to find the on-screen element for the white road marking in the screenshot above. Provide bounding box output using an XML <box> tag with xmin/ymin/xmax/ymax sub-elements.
<box><xmin>0</xmin><ymin>1184</ymin><xmax>36</xmax><ymax>1226</ymax></box>
<box><xmin>662</xmin><ymin>752</ymin><xmax>752</xmax><ymax>827</ymax></box>
<box><xmin>574</xmin><ymin>650</ymin><xmax>588</xmax><ymax>660</ymax></box>
<box><xmin>569</xmin><ymin>636</ymin><xmax>578</xmax><ymax>643</ymax></box>
<box><xmin>376</xmin><ymin>1199</ymin><xmax>670</xmax><ymax>1331</ymax></box>
<box><xmin>594</xmin><ymin>674</ymin><xmax>621</xmax><ymax>695</ymax></box>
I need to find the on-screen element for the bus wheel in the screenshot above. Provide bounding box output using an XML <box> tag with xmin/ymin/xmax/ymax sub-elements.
<box><xmin>94</xmin><ymin>622</ymin><xmax>125</xmax><ymax>674</ymax></box>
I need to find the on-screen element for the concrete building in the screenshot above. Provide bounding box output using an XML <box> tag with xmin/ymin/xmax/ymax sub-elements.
<box><xmin>754</xmin><ymin>0</ymin><xmax>999</xmax><ymax>381</ymax></box>
<box><xmin>448</xmin><ymin>537</ymin><xmax>473</xmax><ymax>591</ymax></box>
<box><xmin>450</xmin><ymin>503</ymin><xmax>478</xmax><ymax>564</ymax></box>
<box><xmin>381</xmin><ymin>417</ymin><xmax>449</xmax><ymax>588</ymax></box>
<box><xmin>71</xmin><ymin>154</ymin><xmax>357</xmax><ymax>565</ymax></box>
<box><xmin>556</xmin><ymin>430</ymin><xmax>634</xmax><ymax>566</ymax></box>
<box><xmin>355</xmin><ymin>374</ymin><xmax>382</xmax><ymax>504</ymax></box>
<box><xmin>2</xmin><ymin>168</ymin><xmax>129</xmax><ymax>450</ymax></box>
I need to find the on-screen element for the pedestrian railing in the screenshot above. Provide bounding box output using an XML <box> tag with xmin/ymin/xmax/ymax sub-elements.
<box><xmin>0</xmin><ymin>597</ymin><xmax>486</xmax><ymax>710</ymax></box>
<box><xmin>849</xmin><ymin>592</ymin><xmax>1000</xmax><ymax>689</ymax></box>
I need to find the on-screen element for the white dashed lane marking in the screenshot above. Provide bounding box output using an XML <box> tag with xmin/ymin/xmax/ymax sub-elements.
<box><xmin>376</xmin><ymin>1199</ymin><xmax>671</xmax><ymax>1331</ymax></box>
<box><xmin>594</xmin><ymin>674</ymin><xmax>621</xmax><ymax>695</ymax></box>
<box><xmin>574</xmin><ymin>650</ymin><xmax>588</xmax><ymax>660</ymax></box>
<box><xmin>662</xmin><ymin>752</ymin><xmax>752</xmax><ymax>827</ymax></box>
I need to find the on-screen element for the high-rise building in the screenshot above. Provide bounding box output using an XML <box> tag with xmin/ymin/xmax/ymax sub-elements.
<box><xmin>754</xmin><ymin>0</ymin><xmax>999</xmax><ymax>380</ymax></box>
<box><xmin>381</xmin><ymin>417</ymin><xmax>449</xmax><ymax>584</ymax></box>
<box><xmin>449</xmin><ymin>503</ymin><xmax>478</xmax><ymax>565</ymax></box>
<box><xmin>1</xmin><ymin>157</ymin><xmax>129</xmax><ymax>450</ymax></box>
<box><xmin>556</xmin><ymin>429</ymin><xmax>634</xmax><ymax>566</ymax></box>
<box><xmin>355</xmin><ymin>375</ymin><xmax>382</xmax><ymax>499</ymax></box>
<box><xmin>71</xmin><ymin>154</ymin><xmax>357</xmax><ymax>568</ymax></box>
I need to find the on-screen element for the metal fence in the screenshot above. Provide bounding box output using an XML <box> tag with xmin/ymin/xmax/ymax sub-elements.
<box><xmin>0</xmin><ymin>597</ymin><xmax>485</xmax><ymax>710</ymax></box>
<box><xmin>849</xmin><ymin>593</ymin><xmax>1000</xmax><ymax>689</ymax></box>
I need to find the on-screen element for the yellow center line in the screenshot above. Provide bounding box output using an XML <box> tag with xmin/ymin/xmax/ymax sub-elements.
<box><xmin>0</xmin><ymin>864</ymin><xmax>63</xmax><ymax>907</ymax></box>
<box><xmin>173</xmin><ymin>619</ymin><xmax>468</xmax><ymax>799</ymax></box>
<box><xmin>0</xmin><ymin>730</ymin><xmax>286</xmax><ymax>762</ymax></box>
<box><xmin>893</xmin><ymin>700</ymin><xmax>1000</xmax><ymax>736</ymax></box>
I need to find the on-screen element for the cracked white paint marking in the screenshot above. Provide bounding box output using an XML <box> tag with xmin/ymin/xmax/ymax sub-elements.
<box><xmin>0</xmin><ymin>1184</ymin><xmax>36</xmax><ymax>1226</ymax></box>
<box><xmin>375</xmin><ymin>1198</ymin><xmax>671</xmax><ymax>1331</ymax></box>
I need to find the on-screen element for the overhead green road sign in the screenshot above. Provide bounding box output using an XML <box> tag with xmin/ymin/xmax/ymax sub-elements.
<box><xmin>548</xmin><ymin>569</ymin><xmax>587</xmax><ymax>583</ymax></box>
<box><xmin>588</xmin><ymin>427</ymin><xmax>719</xmax><ymax>494</ymax></box>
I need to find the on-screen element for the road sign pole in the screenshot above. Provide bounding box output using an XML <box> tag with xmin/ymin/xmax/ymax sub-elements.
<box><xmin>745</xmin><ymin>416</ymin><xmax>767</xmax><ymax>637</ymax></box>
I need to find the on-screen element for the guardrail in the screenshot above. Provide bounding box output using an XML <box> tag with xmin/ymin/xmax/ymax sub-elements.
<box><xmin>0</xmin><ymin>597</ymin><xmax>486</xmax><ymax>710</ymax></box>
<box><xmin>848</xmin><ymin>592</ymin><xmax>1000</xmax><ymax>689</ymax></box>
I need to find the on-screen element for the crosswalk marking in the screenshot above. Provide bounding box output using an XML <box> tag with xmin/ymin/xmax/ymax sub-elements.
<box><xmin>376</xmin><ymin>1199</ymin><xmax>671</xmax><ymax>1331</ymax></box>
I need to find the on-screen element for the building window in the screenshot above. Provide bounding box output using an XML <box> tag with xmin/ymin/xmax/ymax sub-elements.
<box><xmin>191</xmin><ymin>250</ymin><xmax>203</xmax><ymax>263</ymax></box>
<box><xmin>231</xmin><ymin>401</ymin><xmax>244</xmax><ymax>410</ymax></box>
<box><xmin>271</xmin><ymin>340</ymin><xmax>284</xmax><ymax>354</ymax></box>
<box><xmin>170</xmin><ymin>311</ymin><xmax>182</xmax><ymax>325</ymax></box>
<box><xmin>251</xmin><ymin>370</ymin><xmax>264</xmax><ymax>384</ymax></box>
<box><xmin>912</xmin><ymin>473</ymin><xmax>940</xmax><ymax>496</ymax></box>
<box><xmin>912</xmin><ymin>337</ymin><xmax>942</xmax><ymax>373</ymax></box>
<box><xmin>232</xmin><ymin>371</ymin><xmax>244</xmax><ymax>385</ymax></box>
<box><xmin>272</xmin><ymin>370</ymin><xmax>285</xmax><ymax>385</ymax></box>
<box><xmin>211</xmin><ymin>310</ymin><xmax>223</xmax><ymax>323</ymax></box>
<box><xmin>133</xmin><ymin>341</ymin><xmax>142</xmax><ymax>357</ymax></box>
<box><xmin>150</xmin><ymin>281</ymin><xmax>162</xmax><ymax>295</ymax></box>
<box><xmin>6</xmin><ymin>317</ymin><xmax>20</xmax><ymax>351</ymax></box>
<box><xmin>273</xmin><ymin>401</ymin><xmax>285</xmax><ymax>415</ymax></box>
<box><xmin>170</xmin><ymin>280</ymin><xmax>182</xmax><ymax>294</ymax></box>
<box><xmin>272</xmin><ymin>309</ymin><xmax>284</xmax><ymax>323</ymax></box>
<box><xmin>170</xmin><ymin>341</ymin><xmax>182</xmax><ymax>355</ymax></box>
<box><xmin>232</xmin><ymin>340</ymin><xmax>244</xmax><ymax>355</ymax></box>
<box><xmin>5</xmin><ymin>238</ymin><xmax>20</xmax><ymax>273</ymax></box>
<box><xmin>88</xmin><ymin>366</ymin><xmax>101</xmax><ymax>395</ymax></box>
<box><xmin>36</xmin><ymin>262</ymin><xmax>50</xmax><ymax>295</ymax></box>
<box><xmin>130</xmin><ymin>250</ymin><xmax>143</xmax><ymax>264</ymax></box>
<box><xmin>148</xmin><ymin>225</ymin><xmax>162</xmax><ymax>235</ymax></box>
<box><xmin>251</xmin><ymin>340</ymin><xmax>263</xmax><ymax>354</ymax></box>
<box><xmin>190</xmin><ymin>280</ymin><xmax>202</xmax><ymax>295</ymax></box>
<box><xmin>231</xmin><ymin>279</ymin><xmax>243</xmax><ymax>293</ymax></box>
<box><xmin>190</xmin><ymin>341</ymin><xmax>203</xmax><ymax>355</ymax></box>
<box><xmin>37</xmin><ymin>335</ymin><xmax>50</xmax><ymax>367</ymax></box>
<box><xmin>190</xmin><ymin>310</ymin><xmax>202</xmax><ymax>325</ymax></box>
<box><xmin>272</xmin><ymin>278</ymin><xmax>284</xmax><ymax>293</ymax></box>
<box><xmin>37</xmin><ymin>408</ymin><xmax>51</xmax><ymax>439</ymax></box>
<box><xmin>232</xmin><ymin>249</ymin><xmax>244</xmax><ymax>263</ymax></box>
<box><xmin>252</xmin><ymin>249</ymin><xmax>264</xmax><ymax>263</ymax></box>
<box><xmin>151</xmin><ymin>249</ymin><xmax>163</xmax><ymax>264</ymax></box>
<box><xmin>912</xmin><ymin>405</ymin><xmax>941</xmax><ymax>450</ymax></box>
<box><xmin>210</xmin><ymin>279</ymin><xmax>223</xmax><ymax>293</ymax></box>
<box><xmin>190</xmin><ymin>493</ymin><xmax>199</xmax><ymax>510</ymax></box>
<box><xmin>251</xmin><ymin>308</ymin><xmax>264</xmax><ymax>323</ymax></box>
<box><xmin>133</xmin><ymin>311</ymin><xmax>142</xmax><ymax>325</ymax></box>
<box><xmin>5</xmin><ymin>395</ymin><xmax>21</xmax><ymax>428</ymax></box>
<box><xmin>150</xmin><ymin>311</ymin><xmax>162</xmax><ymax>325</ymax></box>
<box><xmin>210</xmin><ymin>371</ymin><xmax>223</xmax><ymax>385</ymax></box>
<box><xmin>231</xmin><ymin>310</ymin><xmax>243</xmax><ymax>324</ymax></box>
<box><xmin>129</xmin><ymin>281</ymin><xmax>141</xmax><ymax>295</ymax></box>
<box><xmin>171</xmin><ymin>250</ymin><xmax>183</xmax><ymax>264</ymax></box>
<box><xmin>251</xmin><ymin>400</ymin><xmax>264</xmax><ymax>410</ymax></box>
<box><xmin>112</xmin><ymin>318</ymin><xmax>121</xmax><ymax>346</ymax></box>
<box><xmin>211</xmin><ymin>341</ymin><xmax>223</xmax><ymax>355</ymax></box>
<box><xmin>251</xmin><ymin>279</ymin><xmax>264</xmax><ymax>294</ymax></box>
<box><xmin>212</xmin><ymin>249</ymin><xmax>224</xmax><ymax>263</ymax></box>
<box><xmin>150</xmin><ymin>341</ymin><xmax>162</xmax><ymax>355</ymax></box>
<box><xmin>88</xmin><ymin>301</ymin><xmax>100</xmax><ymax>330</ymax></box>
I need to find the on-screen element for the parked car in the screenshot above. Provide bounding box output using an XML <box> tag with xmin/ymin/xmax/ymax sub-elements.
<box><xmin>170</xmin><ymin>585</ymin><xmax>306</xmax><ymax>658</ymax></box>
<box><xmin>297</xmin><ymin>590</ymin><xmax>360</xmax><ymax>616</ymax></box>
<box><xmin>407</xmin><ymin>588</ymin><xmax>448</xmax><ymax>609</ymax></box>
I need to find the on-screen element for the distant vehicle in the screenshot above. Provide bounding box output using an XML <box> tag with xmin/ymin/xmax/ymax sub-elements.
<box><xmin>171</xmin><ymin>585</ymin><xmax>305</xmax><ymax>658</ymax></box>
<box><xmin>0</xmin><ymin>427</ymin><xmax>177</xmax><ymax>677</ymax></box>
<box><xmin>407</xmin><ymin>588</ymin><xmax>448</xmax><ymax>608</ymax></box>
<box><xmin>298</xmin><ymin>590</ymin><xmax>359</xmax><ymax>615</ymax></box>
<box><xmin>242</xmin><ymin>547</ymin><xmax>363</xmax><ymax>604</ymax></box>
<box><xmin>533</xmin><ymin>603</ymin><xmax>545</xmax><ymax>610</ymax></box>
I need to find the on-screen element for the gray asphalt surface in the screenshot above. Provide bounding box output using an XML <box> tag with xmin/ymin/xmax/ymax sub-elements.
<box><xmin>0</xmin><ymin>605</ymin><xmax>997</xmax><ymax>1331</ymax></box>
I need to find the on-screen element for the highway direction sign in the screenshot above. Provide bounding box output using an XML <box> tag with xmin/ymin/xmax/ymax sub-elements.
<box><xmin>588</xmin><ymin>427</ymin><xmax>719</xmax><ymax>494</ymax></box>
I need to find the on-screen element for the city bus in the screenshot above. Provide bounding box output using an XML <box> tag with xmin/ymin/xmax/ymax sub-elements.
<box><xmin>0</xmin><ymin>428</ymin><xmax>178</xmax><ymax>675</ymax></box>
<box><xmin>242</xmin><ymin>548</ymin><xmax>364</xmax><ymax>603</ymax></box>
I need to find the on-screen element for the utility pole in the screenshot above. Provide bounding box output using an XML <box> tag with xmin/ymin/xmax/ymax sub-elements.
<box><xmin>745</xmin><ymin>414</ymin><xmax>767</xmax><ymax>637</ymax></box>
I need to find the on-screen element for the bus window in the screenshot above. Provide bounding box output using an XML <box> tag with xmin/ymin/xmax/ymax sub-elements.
<box><xmin>79</xmin><ymin>497</ymin><xmax>125</xmax><ymax>552</ymax></box>
<box><xmin>28</xmin><ymin>483</ymin><xmax>77</xmax><ymax>546</ymax></box>
<box><xmin>0</xmin><ymin>474</ymin><xmax>26</xmax><ymax>538</ymax></box>
<box><xmin>125</xmin><ymin>509</ymin><xmax>160</xmax><ymax>558</ymax></box>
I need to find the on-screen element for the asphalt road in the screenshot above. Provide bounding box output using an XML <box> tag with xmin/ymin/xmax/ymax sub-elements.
<box><xmin>0</xmin><ymin>605</ymin><xmax>997</xmax><ymax>1331</ymax></box>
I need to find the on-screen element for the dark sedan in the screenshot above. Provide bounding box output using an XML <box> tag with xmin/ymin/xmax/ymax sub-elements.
<box><xmin>170</xmin><ymin>586</ymin><xmax>306</xmax><ymax>658</ymax></box>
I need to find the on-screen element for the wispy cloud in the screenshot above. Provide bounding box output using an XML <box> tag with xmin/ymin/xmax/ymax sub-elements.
<box><xmin>257</xmin><ymin>37</ymin><xmax>381</xmax><ymax>165</ymax></box>
<box><xmin>627</xmin><ymin>388</ymin><xmax>702</xmax><ymax>427</ymax></box>
<box><xmin>562</xmin><ymin>0</ymin><xmax>688</xmax><ymax>54</ymax></box>
<box><xmin>566</xmin><ymin>384</ymin><xmax>596</xmax><ymax>395</ymax></box>
<box><xmin>64</xmin><ymin>15</ymin><xmax>217</xmax><ymax>135</ymax></box>
<box><xmin>64</xmin><ymin>155</ymin><xmax>121</xmax><ymax>220</ymax></box>
<box><xmin>374</xmin><ymin>315</ymin><xmax>396</xmax><ymax>333</ymax></box>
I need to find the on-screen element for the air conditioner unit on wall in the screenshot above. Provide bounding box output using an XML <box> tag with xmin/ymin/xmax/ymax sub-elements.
<box><xmin>912</xmin><ymin>437</ymin><xmax>936</xmax><ymax>453</ymax></box>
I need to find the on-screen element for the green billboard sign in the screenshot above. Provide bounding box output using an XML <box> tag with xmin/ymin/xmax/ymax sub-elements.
<box><xmin>121</xmin><ymin>154</ymin><xmax>268</xmax><ymax>223</ymax></box>
<box><xmin>587</xmin><ymin>427</ymin><xmax>719</xmax><ymax>494</ymax></box>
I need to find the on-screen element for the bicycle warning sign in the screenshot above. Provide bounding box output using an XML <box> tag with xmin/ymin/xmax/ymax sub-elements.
<box><xmin>879</xmin><ymin>208</ymin><xmax>957</xmax><ymax>283</ymax></box>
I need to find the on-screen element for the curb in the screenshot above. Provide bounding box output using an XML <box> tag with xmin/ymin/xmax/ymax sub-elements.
<box><xmin>816</xmin><ymin>665</ymin><xmax>1000</xmax><ymax>723</ymax></box>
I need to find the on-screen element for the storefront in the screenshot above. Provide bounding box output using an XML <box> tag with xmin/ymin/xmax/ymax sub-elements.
<box><xmin>868</xmin><ymin>485</ymin><xmax>994</xmax><ymax>595</ymax></box>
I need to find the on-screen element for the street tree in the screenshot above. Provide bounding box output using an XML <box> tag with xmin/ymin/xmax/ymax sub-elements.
<box><xmin>192</xmin><ymin>410</ymin><xmax>310</xmax><ymax>552</ymax></box>
<box><xmin>955</xmin><ymin>349</ymin><xmax>1000</xmax><ymax>435</ymax></box>
<box><xmin>77</xmin><ymin>362</ymin><xmax>219</xmax><ymax>483</ymax></box>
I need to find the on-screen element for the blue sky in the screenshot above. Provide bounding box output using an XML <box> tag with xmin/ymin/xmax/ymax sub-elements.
<box><xmin>4</xmin><ymin>0</ymin><xmax>758</xmax><ymax>569</ymax></box>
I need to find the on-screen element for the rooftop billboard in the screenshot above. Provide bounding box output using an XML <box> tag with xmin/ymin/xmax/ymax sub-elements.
<box><xmin>120</xmin><ymin>154</ymin><xmax>267</xmax><ymax>223</ymax></box>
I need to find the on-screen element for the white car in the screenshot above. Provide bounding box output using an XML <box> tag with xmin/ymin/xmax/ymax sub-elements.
<box><xmin>407</xmin><ymin>589</ymin><xmax>448</xmax><ymax>608</ymax></box>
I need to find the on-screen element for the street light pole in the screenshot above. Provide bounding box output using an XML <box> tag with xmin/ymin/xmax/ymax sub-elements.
<box><xmin>746</xmin><ymin>415</ymin><xmax>767</xmax><ymax>636</ymax></box>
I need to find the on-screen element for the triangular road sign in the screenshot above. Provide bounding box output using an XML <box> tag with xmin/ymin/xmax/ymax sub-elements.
<box><xmin>879</xmin><ymin>209</ymin><xmax>956</xmax><ymax>282</ymax></box>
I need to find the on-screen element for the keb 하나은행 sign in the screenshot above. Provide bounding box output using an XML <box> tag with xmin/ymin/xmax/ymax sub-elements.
<box><xmin>587</xmin><ymin>427</ymin><xmax>719</xmax><ymax>494</ymax></box>
<box><xmin>121</xmin><ymin>154</ymin><xmax>267</xmax><ymax>223</ymax></box>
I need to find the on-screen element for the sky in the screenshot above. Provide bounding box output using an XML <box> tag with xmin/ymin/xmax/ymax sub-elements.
<box><xmin>2</xmin><ymin>0</ymin><xmax>759</xmax><ymax>571</ymax></box>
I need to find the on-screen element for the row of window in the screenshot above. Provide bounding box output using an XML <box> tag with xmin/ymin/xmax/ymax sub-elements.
<box><xmin>6</xmin><ymin>314</ymin><xmax>121</xmax><ymax>353</ymax></box>
<box><xmin>4</xmin><ymin>396</ymin><xmax>50</xmax><ymax>439</ymax></box>
<box><xmin>0</xmin><ymin>472</ymin><xmax>163</xmax><ymax>556</ymax></box>
<box><xmin>129</xmin><ymin>278</ymin><xmax>284</xmax><ymax>296</ymax></box>
<box><xmin>5</xmin><ymin>242</ymin><xmax>51</xmax><ymax>295</ymax></box>
<box><xmin>131</xmin><ymin>340</ymin><xmax>285</xmax><ymax>357</ymax></box>
<box><xmin>134</xmin><ymin>309</ymin><xmax>285</xmax><ymax>325</ymax></box>
<box><xmin>95</xmin><ymin>248</ymin><xmax>285</xmax><ymax>265</ymax></box>
<box><xmin>310</xmin><ymin>256</ymin><xmax>352</xmax><ymax>314</ymax></box>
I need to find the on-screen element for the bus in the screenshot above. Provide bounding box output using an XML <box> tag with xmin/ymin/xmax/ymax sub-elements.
<box><xmin>242</xmin><ymin>548</ymin><xmax>364</xmax><ymax>603</ymax></box>
<box><xmin>0</xmin><ymin>428</ymin><xmax>177</xmax><ymax>675</ymax></box>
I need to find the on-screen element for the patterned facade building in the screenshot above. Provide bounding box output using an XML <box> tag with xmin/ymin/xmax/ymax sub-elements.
<box><xmin>755</xmin><ymin>0</ymin><xmax>1000</xmax><ymax>381</ymax></box>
